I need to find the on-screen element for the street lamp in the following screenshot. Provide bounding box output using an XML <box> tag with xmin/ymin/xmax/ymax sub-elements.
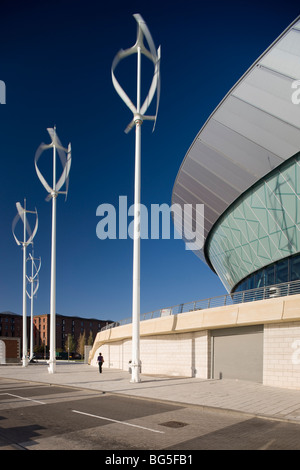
<box><xmin>112</xmin><ymin>14</ymin><xmax>160</xmax><ymax>382</ymax></box>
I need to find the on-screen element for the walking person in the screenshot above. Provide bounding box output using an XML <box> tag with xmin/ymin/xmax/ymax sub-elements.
<box><xmin>97</xmin><ymin>352</ymin><xmax>104</xmax><ymax>374</ymax></box>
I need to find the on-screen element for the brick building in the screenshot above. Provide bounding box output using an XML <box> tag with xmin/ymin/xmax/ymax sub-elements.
<box><xmin>0</xmin><ymin>337</ymin><xmax>20</xmax><ymax>363</ymax></box>
<box><xmin>0</xmin><ymin>312</ymin><xmax>22</xmax><ymax>362</ymax></box>
<box><xmin>0</xmin><ymin>311</ymin><xmax>113</xmax><ymax>359</ymax></box>
<box><xmin>33</xmin><ymin>314</ymin><xmax>112</xmax><ymax>351</ymax></box>
<box><xmin>0</xmin><ymin>312</ymin><xmax>22</xmax><ymax>339</ymax></box>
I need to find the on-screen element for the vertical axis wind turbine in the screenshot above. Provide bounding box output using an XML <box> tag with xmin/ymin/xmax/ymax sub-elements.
<box><xmin>35</xmin><ymin>127</ymin><xmax>71</xmax><ymax>374</ymax></box>
<box><xmin>26</xmin><ymin>250</ymin><xmax>41</xmax><ymax>361</ymax></box>
<box><xmin>12</xmin><ymin>200</ymin><xmax>38</xmax><ymax>367</ymax></box>
<box><xmin>112</xmin><ymin>14</ymin><xmax>161</xmax><ymax>382</ymax></box>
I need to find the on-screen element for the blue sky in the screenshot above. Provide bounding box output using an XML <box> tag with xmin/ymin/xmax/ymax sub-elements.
<box><xmin>0</xmin><ymin>0</ymin><xmax>299</xmax><ymax>323</ymax></box>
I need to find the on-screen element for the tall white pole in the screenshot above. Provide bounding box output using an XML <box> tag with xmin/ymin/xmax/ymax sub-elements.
<box><xmin>111</xmin><ymin>14</ymin><xmax>160</xmax><ymax>383</ymax></box>
<box><xmin>48</xmin><ymin>138</ymin><xmax>57</xmax><ymax>374</ymax></box>
<box><xmin>34</xmin><ymin>127</ymin><xmax>71</xmax><ymax>375</ymax></box>
<box><xmin>29</xmin><ymin>250</ymin><xmax>34</xmax><ymax>361</ymax></box>
<box><xmin>13</xmin><ymin>201</ymin><xmax>38</xmax><ymax>366</ymax></box>
<box><xmin>28</xmin><ymin>250</ymin><xmax>40</xmax><ymax>361</ymax></box>
<box><xmin>131</xmin><ymin>120</ymin><xmax>142</xmax><ymax>382</ymax></box>
<box><xmin>131</xmin><ymin>45</ymin><xmax>142</xmax><ymax>383</ymax></box>
<box><xmin>22</xmin><ymin>199</ymin><xmax>28</xmax><ymax>367</ymax></box>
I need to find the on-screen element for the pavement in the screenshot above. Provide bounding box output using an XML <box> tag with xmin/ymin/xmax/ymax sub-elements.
<box><xmin>1</xmin><ymin>361</ymin><xmax>300</xmax><ymax>425</ymax></box>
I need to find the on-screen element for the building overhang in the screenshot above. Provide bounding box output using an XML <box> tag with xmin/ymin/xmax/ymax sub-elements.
<box><xmin>172</xmin><ymin>16</ymin><xmax>300</xmax><ymax>268</ymax></box>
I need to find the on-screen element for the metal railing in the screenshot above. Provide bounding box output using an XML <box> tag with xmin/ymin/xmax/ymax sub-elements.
<box><xmin>101</xmin><ymin>279</ymin><xmax>300</xmax><ymax>331</ymax></box>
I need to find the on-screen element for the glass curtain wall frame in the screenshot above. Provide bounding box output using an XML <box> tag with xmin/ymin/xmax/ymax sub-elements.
<box><xmin>234</xmin><ymin>253</ymin><xmax>300</xmax><ymax>292</ymax></box>
<box><xmin>206</xmin><ymin>152</ymin><xmax>300</xmax><ymax>292</ymax></box>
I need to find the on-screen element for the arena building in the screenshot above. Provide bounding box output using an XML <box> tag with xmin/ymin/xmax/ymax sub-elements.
<box><xmin>90</xmin><ymin>16</ymin><xmax>300</xmax><ymax>389</ymax></box>
<box><xmin>172</xmin><ymin>16</ymin><xmax>300</xmax><ymax>294</ymax></box>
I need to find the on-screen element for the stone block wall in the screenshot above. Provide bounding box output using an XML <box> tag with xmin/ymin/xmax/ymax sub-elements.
<box><xmin>90</xmin><ymin>296</ymin><xmax>300</xmax><ymax>390</ymax></box>
<box><xmin>263</xmin><ymin>321</ymin><xmax>300</xmax><ymax>389</ymax></box>
<box><xmin>91</xmin><ymin>331</ymin><xmax>210</xmax><ymax>379</ymax></box>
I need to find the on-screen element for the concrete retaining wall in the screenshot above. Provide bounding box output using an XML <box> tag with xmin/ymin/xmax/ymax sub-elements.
<box><xmin>90</xmin><ymin>294</ymin><xmax>300</xmax><ymax>390</ymax></box>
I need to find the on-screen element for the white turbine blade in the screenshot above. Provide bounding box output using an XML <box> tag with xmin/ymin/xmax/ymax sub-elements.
<box><xmin>31</xmin><ymin>209</ymin><xmax>38</xmax><ymax>242</ymax></box>
<box><xmin>64</xmin><ymin>143</ymin><xmax>72</xmax><ymax>200</ymax></box>
<box><xmin>38</xmin><ymin>142</ymin><xmax>53</xmax><ymax>152</ymax></box>
<box><xmin>112</xmin><ymin>14</ymin><xmax>160</xmax><ymax>133</ymax></box>
<box><xmin>47</xmin><ymin>127</ymin><xmax>55</xmax><ymax>143</ymax></box>
<box><xmin>140</xmin><ymin>58</ymin><xmax>159</xmax><ymax>116</ymax></box>
<box><xmin>51</xmin><ymin>130</ymin><xmax>69</xmax><ymax>166</ymax></box>
<box><xmin>13</xmin><ymin>203</ymin><xmax>38</xmax><ymax>245</ymax></box>
<box><xmin>12</xmin><ymin>212</ymin><xmax>21</xmax><ymax>245</ymax></box>
<box><xmin>56</xmin><ymin>145</ymin><xmax>67</xmax><ymax>170</ymax></box>
<box><xmin>124</xmin><ymin>119</ymin><xmax>135</xmax><ymax>134</ymax></box>
<box><xmin>47</xmin><ymin>129</ymin><xmax>69</xmax><ymax>173</ymax></box>
<box><xmin>33</xmin><ymin>276</ymin><xmax>39</xmax><ymax>296</ymax></box>
<box><xmin>111</xmin><ymin>19</ymin><xmax>148</xmax><ymax>116</ymax></box>
<box><xmin>23</xmin><ymin>211</ymin><xmax>33</xmax><ymax>241</ymax></box>
<box><xmin>31</xmin><ymin>258</ymin><xmax>41</xmax><ymax>281</ymax></box>
<box><xmin>16</xmin><ymin>201</ymin><xmax>24</xmax><ymax>221</ymax></box>
<box><xmin>25</xmin><ymin>220</ymin><xmax>33</xmax><ymax>240</ymax></box>
<box><xmin>55</xmin><ymin>142</ymin><xmax>71</xmax><ymax>196</ymax></box>
<box><xmin>48</xmin><ymin>128</ymin><xmax>70</xmax><ymax>195</ymax></box>
<box><xmin>35</xmin><ymin>143</ymin><xmax>53</xmax><ymax>194</ymax></box>
<box><xmin>35</xmin><ymin>257</ymin><xmax>41</xmax><ymax>278</ymax></box>
<box><xmin>13</xmin><ymin>202</ymin><xmax>31</xmax><ymax>244</ymax></box>
<box><xmin>133</xmin><ymin>14</ymin><xmax>158</xmax><ymax>62</ymax></box>
<box><xmin>112</xmin><ymin>51</ymin><xmax>137</xmax><ymax>116</ymax></box>
<box><xmin>135</xmin><ymin>14</ymin><xmax>161</xmax><ymax>130</ymax></box>
<box><xmin>136</xmin><ymin>16</ymin><xmax>160</xmax><ymax>130</ymax></box>
<box><xmin>35</xmin><ymin>130</ymin><xmax>71</xmax><ymax>200</ymax></box>
<box><xmin>153</xmin><ymin>45</ymin><xmax>161</xmax><ymax>131</ymax></box>
<box><xmin>55</xmin><ymin>165</ymin><xmax>67</xmax><ymax>192</ymax></box>
<box><xmin>27</xmin><ymin>209</ymin><xmax>38</xmax><ymax>245</ymax></box>
<box><xmin>47</xmin><ymin>128</ymin><xmax>66</xmax><ymax>152</ymax></box>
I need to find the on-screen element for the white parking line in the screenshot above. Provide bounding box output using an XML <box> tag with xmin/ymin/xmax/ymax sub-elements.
<box><xmin>0</xmin><ymin>393</ymin><xmax>46</xmax><ymax>405</ymax></box>
<box><xmin>0</xmin><ymin>385</ymin><xmax>49</xmax><ymax>392</ymax></box>
<box><xmin>72</xmin><ymin>409</ymin><xmax>165</xmax><ymax>434</ymax></box>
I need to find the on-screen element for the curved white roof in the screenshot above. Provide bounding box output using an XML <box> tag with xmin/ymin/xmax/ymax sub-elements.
<box><xmin>172</xmin><ymin>16</ymin><xmax>300</xmax><ymax>266</ymax></box>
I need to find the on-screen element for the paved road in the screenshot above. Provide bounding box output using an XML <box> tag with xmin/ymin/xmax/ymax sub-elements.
<box><xmin>1</xmin><ymin>378</ymin><xmax>300</xmax><ymax>451</ymax></box>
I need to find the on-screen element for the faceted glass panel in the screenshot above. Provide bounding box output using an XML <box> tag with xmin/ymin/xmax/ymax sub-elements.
<box><xmin>208</xmin><ymin>154</ymin><xmax>300</xmax><ymax>291</ymax></box>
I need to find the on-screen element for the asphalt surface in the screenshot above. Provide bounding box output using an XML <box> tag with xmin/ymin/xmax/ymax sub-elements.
<box><xmin>1</xmin><ymin>362</ymin><xmax>300</xmax><ymax>422</ymax></box>
<box><xmin>0</xmin><ymin>362</ymin><xmax>300</xmax><ymax>451</ymax></box>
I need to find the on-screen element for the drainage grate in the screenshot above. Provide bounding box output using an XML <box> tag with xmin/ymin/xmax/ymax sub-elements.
<box><xmin>160</xmin><ymin>421</ymin><xmax>188</xmax><ymax>428</ymax></box>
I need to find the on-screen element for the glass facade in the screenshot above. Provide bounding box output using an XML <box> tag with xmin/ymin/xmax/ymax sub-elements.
<box><xmin>234</xmin><ymin>253</ymin><xmax>300</xmax><ymax>292</ymax></box>
<box><xmin>207</xmin><ymin>152</ymin><xmax>300</xmax><ymax>292</ymax></box>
